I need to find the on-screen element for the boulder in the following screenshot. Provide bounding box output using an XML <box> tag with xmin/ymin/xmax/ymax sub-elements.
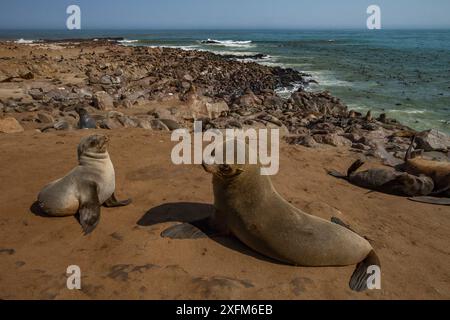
<box><xmin>93</xmin><ymin>91</ymin><xmax>114</xmax><ymax>110</ymax></box>
<box><xmin>37</xmin><ymin>112</ymin><xmax>54</xmax><ymax>124</ymax></box>
<box><xmin>416</xmin><ymin>129</ymin><xmax>450</xmax><ymax>151</ymax></box>
<box><xmin>158</xmin><ymin>118</ymin><xmax>181</xmax><ymax>131</ymax></box>
<box><xmin>206</xmin><ymin>100</ymin><xmax>229</xmax><ymax>119</ymax></box>
<box><xmin>314</xmin><ymin>133</ymin><xmax>352</xmax><ymax>147</ymax></box>
<box><xmin>0</xmin><ymin>117</ymin><xmax>24</xmax><ymax>133</ymax></box>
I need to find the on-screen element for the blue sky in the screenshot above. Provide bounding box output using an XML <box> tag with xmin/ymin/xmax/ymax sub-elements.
<box><xmin>1</xmin><ymin>0</ymin><xmax>449</xmax><ymax>29</ymax></box>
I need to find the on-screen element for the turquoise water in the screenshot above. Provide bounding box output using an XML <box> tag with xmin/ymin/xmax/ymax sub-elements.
<box><xmin>1</xmin><ymin>29</ymin><xmax>449</xmax><ymax>132</ymax></box>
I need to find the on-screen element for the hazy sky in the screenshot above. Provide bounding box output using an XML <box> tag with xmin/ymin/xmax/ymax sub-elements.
<box><xmin>1</xmin><ymin>0</ymin><xmax>449</xmax><ymax>29</ymax></box>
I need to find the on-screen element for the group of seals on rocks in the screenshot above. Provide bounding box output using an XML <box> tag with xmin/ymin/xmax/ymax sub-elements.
<box><xmin>328</xmin><ymin>159</ymin><xmax>434</xmax><ymax>197</ymax></box>
<box><xmin>403</xmin><ymin>137</ymin><xmax>450</xmax><ymax>205</ymax></box>
<box><xmin>328</xmin><ymin>136</ymin><xmax>450</xmax><ymax>205</ymax></box>
<box><xmin>37</xmin><ymin>134</ymin><xmax>131</xmax><ymax>234</ymax></box>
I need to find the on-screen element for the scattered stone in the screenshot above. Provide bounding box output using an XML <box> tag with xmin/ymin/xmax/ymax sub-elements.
<box><xmin>0</xmin><ymin>117</ymin><xmax>24</xmax><ymax>133</ymax></box>
<box><xmin>37</xmin><ymin>112</ymin><xmax>54</xmax><ymax>124</ymax></box>
<box><xmin>93</xmin><ymin>91</ymin><xmax>114</xmax><ymax>110</ymax></box>
<box><xmin>416</xmin><ymin>129</ymin><xmax>450</xmax><ymax>152</ymax></box>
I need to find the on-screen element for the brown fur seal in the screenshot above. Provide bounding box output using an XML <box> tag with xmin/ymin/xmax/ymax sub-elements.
<box><xmin>37</xmin><ymin>134</ymin><xmax>131</xmax><ymax>234</ymax></box>
<box><xmin>403</xmin><ymin>136</ymin><xmax>450</xmax><ymax>205</ymax></box>
<box><xmin>328</xmin><ymin>159</ymin><xmax>434</xmax><ymax>197</ymax></box>
<box><xmin>193</xmin><ymin>139</ymin><xmax>380</xmax><ymax>292</ymax></box>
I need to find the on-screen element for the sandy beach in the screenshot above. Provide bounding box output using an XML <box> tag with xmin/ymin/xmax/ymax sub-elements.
<box><xmin>0</xmin><ymin>41</ymin><xmax>449</xmax><ymax>300</ymax></box>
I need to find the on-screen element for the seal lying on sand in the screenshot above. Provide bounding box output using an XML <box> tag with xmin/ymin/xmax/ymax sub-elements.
<box><xmin>206</xmin><ymin>140</ymin><xmax>381</xmax><ymax>291</ymax></box>
<box><xmin>165</xmin><ymin>139</ymin><xmax>380</xmax><ymax>291</ymax></box>
<box><xmin>403</xmin><ymin>136</ymin><xmax>450</xmax><ymax>205</ymax></box>
<box><xmin>75</xmin><ymin>107</ymin><xmax>97</xmax><ymax>129</ymax></box>
<box><xmin>328</xmin><ymin>159</ymin><xmax>434</xmax><ymax>197</ymax></box>
<box><xmin>37</xmin><ymin>134</ymin><xmax>131</xmax><ymax>234</ymax></box>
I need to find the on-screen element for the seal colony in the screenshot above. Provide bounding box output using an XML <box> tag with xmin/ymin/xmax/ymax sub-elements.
<box><xmin>327</xmin><ymin>136</ymin><xmax>450</xmax><ymax>205</ymax></box>
<box><xmin>403</xmin><ymin>137</ymin><xmax>450</xmax><ymax>205</ymax></box>
<box><xmin>328</xmin><ymin>159</ymin><xmax>434</xmax><ymax>197</ymax></box>
<box><xmin>37</xmin><ymin>134</ymin><xmax>132</xmax><ymax>234</ymax></box>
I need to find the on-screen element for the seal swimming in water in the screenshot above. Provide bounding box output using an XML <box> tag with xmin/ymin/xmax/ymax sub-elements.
<box><xmin>403</xmin><ymin>136</ymin><xmax>450</xmax><ymax>205</ymax></box>
<box><xmin>164</xmin><ymin>139</ymin><xmax>381</xmax><ymax>291</ymax></box>
<box><xmin>75</xmin><ymin>106</ymin><xmax>97</xmax><ymax>129</ymax></box>
<box><xmin>328</xmin><ymin>159</ymin><xmax>434</xmax><ymax>197</ymax></box>
<box><xmin>37</xmin><ymin>134</ymin><xmax>132</xmax><ymax>234</ymax></box>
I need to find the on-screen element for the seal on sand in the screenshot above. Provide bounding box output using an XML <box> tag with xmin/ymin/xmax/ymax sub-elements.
<box><xmin>194</xmin><ymin>139</ymin><xmax>380</xmax><ymax>291</ymax></box>
<box><xmin>403</xmin><ymin>136</ymin><xmax>450</xmax><ymax>205</ymax></box>
<box><xmin>37</xmin><ymin>134</ymin><xmax>131</xmax><ymax>234</ymax></box>
<box><xmin>75</xmin><ymin>106</ymin><xmax>97</xmax><ymax>129</ymax></box>
<box><xmin>328</xmin><ymin>159</ymin><xmax>434</xmax><ymax>197</ymax></box>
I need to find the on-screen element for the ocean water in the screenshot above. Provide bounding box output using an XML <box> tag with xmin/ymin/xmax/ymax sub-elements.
<box><xmin>1</xmin><ymin>29</ymin><xmax>449</xmax><ymax>133</ymax></box>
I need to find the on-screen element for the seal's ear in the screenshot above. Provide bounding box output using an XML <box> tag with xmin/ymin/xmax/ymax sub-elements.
<box><xmin>78</xmin><ymin>181</ymin><xmax>101</xmax><ymax>235</ymax></box>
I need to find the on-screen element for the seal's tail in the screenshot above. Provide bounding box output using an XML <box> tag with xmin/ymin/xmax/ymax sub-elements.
<box><xmin>349</xmin><ymin>250</ymin><xmax>381</xmax><ymax>292</ymax></box>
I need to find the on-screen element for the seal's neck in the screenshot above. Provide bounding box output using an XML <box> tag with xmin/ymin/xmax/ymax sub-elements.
<box><xmin>78</xmin><ymin>151</ymin><xmax>110</xmax><ymax>166</ymax></box>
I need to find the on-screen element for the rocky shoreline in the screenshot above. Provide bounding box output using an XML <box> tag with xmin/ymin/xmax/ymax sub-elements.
<box><xmin>0</xmin><ymin>40</ymin><xmax>449</xmax><ymax>163</ymax></box>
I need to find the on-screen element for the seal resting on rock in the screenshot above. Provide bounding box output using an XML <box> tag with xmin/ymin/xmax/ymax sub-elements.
<box><xmin>37</xmin><ymin>134</ymin><xmax>132</xmax><ymax>234</ymax></box>
<box><xmin>328</xmin><ymin>159</ymin><xmax>434</xmax><ymax>197</ymax></box>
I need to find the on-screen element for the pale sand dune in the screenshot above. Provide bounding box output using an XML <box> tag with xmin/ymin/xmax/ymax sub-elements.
<box><xmin>0</xmin><ymin>129</ymin><xmax>449</xmax><ymax>299</ymax></box>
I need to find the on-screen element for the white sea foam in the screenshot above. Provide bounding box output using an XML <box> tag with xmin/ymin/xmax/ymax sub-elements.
<box><xmin>146</xmin><ymin>45</ymin><xmax>202</xmax><ymax>51</ymax></box>
<box><xmin>200</xmin><ymin>39</ymin><xmax>254</xmax><ymax>48</ymax></box>
<box><xmin>14</xmin><ymin>38</ymin><xmax>35</xmax><ymax>44</ymax></box>
<box><xmin>275</xmin><ymin>82</ymin><xmax>304</xmax><ymax>98</ymax></box>
<box><xmin>118</xmin><ymin>39</ymin><xmax>139</xmax><ymax>44</ymax></box>
<box><xmin>388</xmin><ymin>109</ymin><xmax>426</xmax><ymax>114</ymax></box>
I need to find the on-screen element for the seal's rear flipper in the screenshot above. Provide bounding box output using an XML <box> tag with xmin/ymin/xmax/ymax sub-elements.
<box><xmin>104</xmin><ymin>193</ymin><xmax>132</xmax><ymax>207</ymax></box>
<box><xmin>161</xmin><ymin>223</ymin><xmax>207</xmax><ymax>239</ymax></box>
<box><xmin>347</xmin><ymin>159</ymin><xmax>365</xmax><ymax>176</ymax></box>
<box><xmin>327</xmin><ymin>170</ymin><xmax>347</xmax><ymax>179</ymax></box>
<box><xmin>79</xmin><ymin>182</ymin><xmax>101</xmax><ymax>235</ymax></box>
<box><xmin>349</xmin><ymin>250</ymin><xmax>381</xmax><ymax>292</ymax></box>
<box><xmin>408</xmin><ymin>196</ymin><xmax>450</xmax><ymax>206</ymax></box>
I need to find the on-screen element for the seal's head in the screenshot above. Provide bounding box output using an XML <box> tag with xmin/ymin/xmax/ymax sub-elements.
<box><xmin>202</xmin><ymin>138</ymin><xmax>258</xmax><ymax>180</ymax></box>
<box><xmin>75</xmin><ymin>106</ymin><xmax>88</xmax><ymax>116</ymax></box>
<box><xmin>78</xmin><ymin>134</ymin><xmax>109</xmax><ymax>158</ymax></box>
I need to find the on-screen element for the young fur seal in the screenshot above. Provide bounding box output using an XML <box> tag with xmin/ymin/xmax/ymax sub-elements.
<box><xmin>196</xmin><ymin>139</ymin><xmax>381</xmax><ymax>292</ymax></box>
<box><xmin>75</xmin><ymin>106</ymin><xmax>97</xmax><ymax>129</ymax></box>
<box><xmin>37</xmin><ymin>134</ymin><xmax>131</xmax><ymax>234</ymax></box>
<box><xmin>328</xmin><ymin>159</ymin><xmax>434</xmax><ymax>197</ymax></box>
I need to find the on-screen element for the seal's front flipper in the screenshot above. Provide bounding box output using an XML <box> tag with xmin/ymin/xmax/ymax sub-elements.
<box><xmin>161</xmin><ymin>222</ymin><xmax>207</xmax><ymax>239</ymax></box>
<box><xmin>79</xmin><ymin>182</ymin><xmax>101</xmax><ymax>235</ymax></box>
<box><xmin>161</xmin><ymin>217</ymin><xmax>226</xmax><ymax>239</ymax></box>
<box><xmin>408</xmin><ymin>196</ymin><xmax>450</xmax><ymax>206</ymax></box>
<box><xmin>349</xmin><ymin>250</ymin><xmax>381</xmax><ymax>292</ymax></box>
<box><xmin>104</xmin><ymin>192</ymin><xmax>132</xmax><ymax>208</ymax></box>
